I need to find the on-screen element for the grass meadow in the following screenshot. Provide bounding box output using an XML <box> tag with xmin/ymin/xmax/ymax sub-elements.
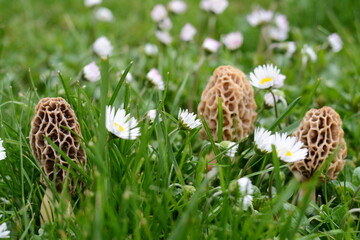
<box><xmin>0</xmin><ymin>0</ymin><xmax>360</xmax><ymax>239</ymax></box>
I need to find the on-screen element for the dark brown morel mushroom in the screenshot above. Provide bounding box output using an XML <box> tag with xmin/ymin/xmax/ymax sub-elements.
<box><xmin>289</xmin><ymin>106</ymin><xmax>347</xmax><ymax>181</ymax></box>
<box><xmin>198</xmin><ymin>65</ymin><xmax>257</xmax><ymax>141</ymax></box>
<box><xmin>30</xmin><ymin>97</ymin><xmax>86</xmax><ymax>223</ymax></box>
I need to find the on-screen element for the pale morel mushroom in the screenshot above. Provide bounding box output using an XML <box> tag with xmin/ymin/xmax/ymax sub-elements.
<box><xmin>30</xmin><ymin>97</ymin><xmax>87</xmax><ymax>224</ymax></box>
<box><xmin>198</xmin><ymin>66</ymin><xmax>257</xmax><ymax>168</ymax></box>
<box><xmin>198</xmin><ymin>65</ymin><xmax>257</xmax><ymax>142</ymax></box>
<box><xmin>289</xmin><ymin>106</ymin><xmax>347</xmax><ymax>182</ymax></box>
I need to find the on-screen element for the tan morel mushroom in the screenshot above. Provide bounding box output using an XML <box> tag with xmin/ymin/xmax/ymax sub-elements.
<box><xmin>30</xmin><ymin>97</ymin><xmax>87</xmax><ymax>223</ymax></box>
<box><xmin>289</xmin><ymin>106</ymin><xmax>347</xmax><ymax>182</ymax></box>
<box><xmin>198</xmin><ymin>65</ymin><xmax>257</xmax><ymax>142</ymax></box>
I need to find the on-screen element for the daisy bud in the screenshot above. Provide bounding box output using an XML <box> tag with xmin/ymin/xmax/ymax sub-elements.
<box><xmin>301</xmin><ymin>44</ymin><xmax>317</xmax><ymax>65</ymax></box>
<box><xmin>222</xmin><ymin>32</ymin><xmax>243</xmax><ymax>50</ymax></box>
<box><xmin>237</xmin><ymin>177</ymin><xmax>254</xmax><ymax>196</ymax></box>
<box><xmin>200</xmin><ymin>0</ymin><xmax>228</xmax><ymax>15</ymax></box>
<box><xmin>151</xmin><ymin>4</ymin><xmax>167</xmax><ymax>23</ymax></box>
<box><xmin>94</xmin><ymin>7</ymin><xmax>114</xmax><ymax>22</ymax></box>
<box><xmin>146</xmin><ymin>109</ymin><xmax>162</xmax><ymax>123</ymax></box>
<box><xmin>84</xmin><ymin>0</ymin><xmax>102</xmax><ymax>7</ymax></box>
<box><xmin>327</xmin><ymin>33</ymin><xmax>343</xmax><ymax>53</ymax></box>
<box><xmin>93</xmin><ymin>36</ymin><xmax>113</xmax><ymax>58</ymax></box>
<box><xmin>0</xmin><ymin>138</ymin><xmax>6</xmax><ymax>161</ymax></box>
<box><xmin>83</xmin><ymin>62</ymin><xmax>101</xmax><ymax>82</ymax></box>
<box><xmin>168</xmin><ymin>0</ymin><xmax>187</xmax><ymax>14</ymax></box>
<box><xmin>0</xmin><ymin>222</ymin><xmax>10</xmax><ymax>239</ymax></box>
<box><xmin>202</xmin><ymin>38</ymin><xmax>221</xmax><ymax>53</ymax></box>
<box><xmin>155</xmin><ymin>31</ymin><xmax>172</xmax><ymax>45</ymax></box>
<box><xmin>264</xmin><ymin>90</ymin><xmax>286</xmax><ymax>108</ymax></box>
<box><xmin>144</xmin><ymin>43</ymin><xmax>158</xmax><ymax>56</ymax></box>
<box><xmin>146</xmin><ymin>68</ymin><xmax>165</xmax><ymax>90</ymax></box>
<box><xmin>216</xmin><ymin>141</ymin><xmax>238</xmax><ymax>157</ymax></box>
<box><xmin>158</xmin><ymin>17</ymin><xmax>173</xmax><ymax>31</ymax></box>
<box><xmin>247</xmin><ymin>8</ymin><xmax>274</xmax><ymax>27</ymax></box>
<box><xmin>180</xmin><ymin>23</ymin><xmax>197</xmax><ymax>42</ymax></box>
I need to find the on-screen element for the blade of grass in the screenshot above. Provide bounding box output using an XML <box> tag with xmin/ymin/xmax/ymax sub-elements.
<box><xmin>108</xmin><ymin>61</ymin><xmax>133</xmax><ymax>106</ymax></box>
<box><xmin>217</xmin><ymin>97</ymin><xmax>223</xmax><ymax>142</ymax></box>
<box><xmin>269</xmin><ymin>96</ymin><xmax>301</xmax><ymax>131</ymax></box>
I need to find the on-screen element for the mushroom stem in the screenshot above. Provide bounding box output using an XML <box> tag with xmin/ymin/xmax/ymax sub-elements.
<box><xmin>297</xmin><ymin>185</ymin><xmax>316</xmax><ymax>204</ymax></box>
<box><xmin>40</xmin><ymin>188</ymin><xmax>56</xmax><ymax>224</ymax></box>
<box><xmin>40</xmin><ymin>188</ymin><xmax>73</xmax><ymax>225</ymax></box>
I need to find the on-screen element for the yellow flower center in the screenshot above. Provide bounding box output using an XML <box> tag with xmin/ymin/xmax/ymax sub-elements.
<box><xmin>260</xmin><ymin>77</ymin><xmax>272</xmax><ymax>85</ymax></box>
<box><xmin>114</xmin><ymin>123</ymin><xmax>125</xmax><ymax>132</ymax></box>
<box><xmin>285</xmin><ymin>151</ymin><xmax>293</xmax><ymax>157</ymax></box>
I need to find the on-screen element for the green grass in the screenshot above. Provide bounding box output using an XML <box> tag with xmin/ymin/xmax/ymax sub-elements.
<box><xmin>1</xmin><ymin>0</ymin><xmax>360</xmax><ymax>239</ymax></box>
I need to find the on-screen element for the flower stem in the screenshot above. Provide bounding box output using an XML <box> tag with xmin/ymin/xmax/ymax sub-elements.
<box><xmin>189</xmin><ymin>53</ymin><xmax>206</xmax><ymax>111</ymax></box>
<box><xmin>269</xmin><ymin>89</ymin><xmax>282</xmax><ymax>130</ymax></box>
<box><xmin>240</xmin><ymin>153</ymin><xmax>258</xmax><ymax>177</ymax></box>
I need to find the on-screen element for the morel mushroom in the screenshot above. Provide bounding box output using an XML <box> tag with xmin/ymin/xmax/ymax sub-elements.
<box><xmin>289</xmin><ymin>106</ymin><xmax>347</xmax><ymax>181</ymax></box>
<box><xmin>30</xmin><ymin>97</ymin><xmax>87</xmax><ymax>193</ymax></box>
<box><xmin>30</xmin><ymin>97</ymin><xmax>86</xmax><ymax>223</ymax></box>
<box><xmin>198</xmin><ymin>65</ymin><xmax>257</xmax><ymax>141</ymax></box>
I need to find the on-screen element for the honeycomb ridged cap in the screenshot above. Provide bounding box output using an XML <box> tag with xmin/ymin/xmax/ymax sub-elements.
<box><xmin>198</xmin><ymin>66</ymin><xmax>257</xmax><ymax>141</ymax></box>
<box><xmin>30</xmin><ymin>97</ymin><xmax>87</xmax><ymax>194</ymax></box>
<box><xmin>289</xmin><ymin>106</ymin><xmax>347</xmax><ymax>181</ymax></box>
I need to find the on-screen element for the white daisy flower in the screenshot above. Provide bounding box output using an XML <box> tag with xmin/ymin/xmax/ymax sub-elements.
<box><xmin>168</xmin><ymin>0</ymin><xmax>187</xmax><ymax>14</ymax></box>
<box><xmin>180</xmin><ymin>23</ymin><xmax>197</xmax><ymax>42</ymax></box>
<box><xmin>84</xmin><ymin>0</ymin><xmax>102</xmax><ymax>7</ymax></box>
<box><xmin>237</xmin><ymin>177</ymin><xmax>254</xmax><ymax>195</ymax></box>
<box><xmin>83</xmin><ymin>62</ymin><xmax>101</xmax><ymax>82</ymax></box>
<box><xmin>241</xmin><ymin>194</ymin><xmax>253</xmax><ymax>211</ymax></box>
<box><xmin>93</xmin><ymin>36</ymin><xmax>113</xmax><ymax>58</ymax></box>
<box><xmin>301</xmin><ymin>44</ymin><xmax>317</xmax><ymax>65</ymax></box>
<box><xmin>254</xmin><ymin>127</ymin><xmax>274</xmax><ymax>153</ymax></box>
<box><xmin>151</xmin><ymin>4</ymin><xmax>168</xmax><ymax>23</ymax></box>
<box><xmin>267</xmin><ymin>14</ymin><xmax>289</xmax><ymax>41</ymax></box>
<box><xmin>144</xmin><ymin>43</ymin><xmax>158</xmax><ymax>56</ymax></box>
<box><xmin>94</xmin><ymin>7</ymin><xmax>114</xmax><ymax>22</ymax></box>
<box><xmin>216</xmin><ymin>141</ymin><xmax>238</xmax><ymax>157</ymax></box>
<box><xmin>273</xmin><ymin>132</ymin><xmax>308</xmax><ymax>163</ymax></box>
<box><xmin>237</xmin><ymin>177</ymin><xmax>254</xmax><ymax>210</ymax></box>
<box><xmin>273</xmin><ymin>42</ymin><xmax>296</xmax><ymax>58</ymax></box>
<box><xmin>0</xmin><ymin>222</ymin><xmax>10</xmax><ymax>239</ymax></box>
<box><xmin>155</xmin><ymin>31</ymin><xmax>172</xmax><ymax>45</ymax></box>
<box><xmin>202</xmin><ymin>38</ymin><xmax>221</xmax><ymax>53</ymax></box>
<box><xmin>247</xmin><ymin>8</ymin><xmax>274</xmax><ymax>27</ymax></box>
<box><xmin>158</xmin><ymin>18</ymin><xmax>173</xmax><ymax>31</ymax></box>
<box><xmin>222</xmin><ymin>32</ymin><xmax>243</xmax><ymax>50</ymax></box>
<box><xmin>285</xmin><ymin>42</ymin><xmax>296</xmax><ymax>57</ymax></box>
<box><xmin>249</xmin><ymin>64</ymin><xmax>280</xmax><ymax>89</ymax></box>
<box><xmin>200</xmin><ymin>0</ymin><xmax>229</xmax><ymax>14</ymax></box>
<box><xmin>106</xmin><ymin>106</ymin><xmax>141</xmax><ymax>140</ymax></box>
<box><xmin>264</xmin><ymin>90</ymin><xmax>287</xmax><ymax>108</ymax></box>
<box><xmin>146</xmin><ymin>109</ymin><xmax>162</xmax><ymax>123</ymax></box>
<box><xmin>146</xmin><ymin>68</ymin><xmax>165</xmax><ymax>90</ymax></box>
<box><xmin>0</xmin><ymin>138</ymin><xmax>6</xmax><ymax>160</ymax></box>
<box><xmin>328</xmin><ymin>33</ymin><xmax>343</xmax><ymax>53</ymax></box>
<box><xmin>0</xmin><ymin>198</ymin><xmax>10</xmax><ymax>204</ymax></box>
<box><xmin>178</xmin><ymin>109</ymin><xmax>202</xmax><ymax>130</ymax></box>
